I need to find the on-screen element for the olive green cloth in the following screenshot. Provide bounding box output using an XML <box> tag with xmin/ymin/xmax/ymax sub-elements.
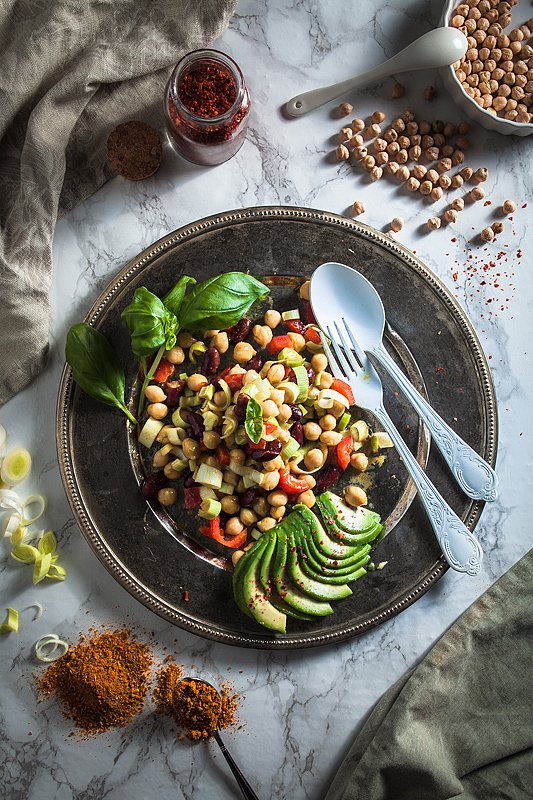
<box><xmin>326</xmin><ymin>548</ymin><xmax>533</xmax><ymax>800</ymax></box>
<box><xmin>0</xmin><ymin>0</ymin><xmax>238</xmax><ymax>408</ymax></box>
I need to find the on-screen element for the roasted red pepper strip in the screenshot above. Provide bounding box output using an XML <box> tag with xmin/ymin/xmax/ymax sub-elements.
<box><xmin>224</xmin><ymin>373</ymin><xmax>244</xmax><ymax>392</ymax></box>
<box><xmin>218</xmin><ymin>363</ymin><xmax>236</xmax><ymax>380</ymax></box>
<box><xmin>278</xmin><ymin>466</ymin><xmax>310</xmax><ymax>495</ymax></box>
<box><xmin>336</xmin><ymin>436</ymin><xmax>353</xmax><ymax>470</ymax></box>
<box><xmin>153</xmin><ymin>357</ymin><xmax>174</xmax><ymax>383</ymax></box>
<box><xmin>200</xmin><ymin>517</ymin><xmax>247</xmax><ymax>548</ymax></box>
<box><xmin>215</xmin><ymin>443</ymin><xmax>231</xmax><ymax>466</ymax></box>
<box><xmin>330</xmin><ymin>377</ymin><xmax>355</xmax><ymax>406</ymax></box>
<box><xmin>267</xmin><ymin>334</ymin><xmax>293</xmax><ymax>355</ymax></box>
<box><xmin>304</xmin><ymin>325</ymin><xmax>321</xmax><ymax>344</ymax></box>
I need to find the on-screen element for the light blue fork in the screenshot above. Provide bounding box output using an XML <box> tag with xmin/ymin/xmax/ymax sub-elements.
<box><xmin>321</xmin><ymin>319</ymin><xmax>483</xmax><ymax>576</ymax></box>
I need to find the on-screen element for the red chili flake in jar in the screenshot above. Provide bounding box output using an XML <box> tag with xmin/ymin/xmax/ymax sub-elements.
<box><xmin>165</xmin><ymin>49</ymin><xmax>250</xmax><ymax>166</ymax></box>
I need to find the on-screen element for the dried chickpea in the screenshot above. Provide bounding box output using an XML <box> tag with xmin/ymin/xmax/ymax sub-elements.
<box><xmin>474</xmin><ymin>167</ymin><xmax>489</xmax><ymax>182</ymax></box>
<box><xmin>398</xmin><ymin>135</ymin><xmax>410</xmax><ymax>149</ymax></box>
<box><xmin>492</xmin><ymin>221</ymin><xmax>504</xmax><ymax>234</ymax></box>
<box><xmin>352</xmin><ymin>145</ymin><xmax>368</xmax><ymax>160</ymax></box>
<box><xmin>370</xmin><ymin>166</ymin><xmax>383</xmax><ymax>181</ymax></box>
<box><xmin>387</xmin><ymin>161</ymin><xmax>399</xmax><ymax>176</ymax></box>
<box><xmin>425</xmin><ymin>146</ymin><xmax>440</xmax><ymax>161</ymax></box>
<box><xmin>352</xmin><ymin>200</ymin><xmax>366</xmax><ymax>216</ymax></box>
<box><xmin>361</xmin><ymin>154</ymin><xmax>375</xmax><ymax>171</ymax></box>
<box><xmin>391</xmin><ymin>217</ymin><xmax>404</xmax><ymax>232</ymax></box>
<box><xmin>349</xmin><ymin>135</ymin><xmax>364</xmax><ymax>150</ymax></box>
<box><xmin>392</xmin><ymin>82</ymin><xmax>405</xmax><ymax>98</ymax></box>
<box><xmin>397</xmin><ymin>165</ymin><xmax>410</xmax><ymax>181</ymax></box>
<box><xmin>366</xmin><ymin>123</ymin><xmax>381</xmax><ymax>138</ymax></box>
<box><xmin>469</xmin><ymin>186</ymin><xmax>485</xmax><ymax>201</ymax></box>
<box><xmin>502</xmin><ymin>199</ymin><xmax>516</xmax><ymax>213</ymax></box>
<box><xmin>444</xmin><ymin>209</ymin><xmax>458</xmax><ymax>223</ymax></box>
<box><xmin>460</xmin><ymin>166</ymin><xmax>473</xmax><ymax>180</ymax></box>
<box><xmin>336</xmin><ymin>144</ymin><xmax>350</xmax><ymax>161</ymax></box>
<box><xmin>452</xmin><ymin>197</ymin><xmax>465</xmax><ymax>211</ymax></box>
<box><xmin>451</xmin><ymin>174</ymin><xmax>464</xmax><ymax>189</ymax></box>
<box><xmin>480</xmin><ymin>226</ymin><xmax>495</xmax><ymax>241</ymax></box>
<box><xmin>451</xmin><ymin>150</ymin><xmax>465</xmax><ymax>166</ymax></box>
<box><xmin>373</xmin><ymin>137</ymin><xmax>387</xmax><ymax>152</ymax></box>
<box><xmin>402</xmin><ymin>109</ymin><xmax>415</xmax><ymax>122</ymax></box>
<box><xmin>409</xmin><ymin>145</ymin><xmax>422</xmax><ymax>161</ymax></box>
<box><xmin>455</xmin><ymin>136</ymin><xmax>470</xmax><ymax>150</ymax></box>
<box><xmin>233</xmin><ymin>341</ymin><xmax>256</xmax><ymax>362</ymax></box>
<box><xmin>406</xmin><ymin>177</ymin><xmax>420</xmax><ymax>192</ymax></box>
<box><xmin>344</xmin><ymin>485</ymin><xmax>367</xmax><ymax>507</ymax></box>
<box><xmin>351</xmin><ymin>118</ymin><xmax>365</xmax><ymax>132</ymax></box>
<box><xmin>372</xmin><ymin>111</ymin><xmax>386</xmax><ymax>124</ymax></box>
<box><xmin>396</xmin><ymin>149</ymin><xmax>409</xmax><ymax>164</ymax></box>
<box><xmin>427</xmin><ymin>216</ymin><xmax>442</xmax><ymax>230</ymax></box>
<box><xmin>439</xmin><ymin>174</ymin><xmax>452</xmax><ymax>190</ymax></box>
<box><xmin>339</xmin><ymin>127</ymin><xmax>352</xmax><ymax>142</ymax></box>
<box><xmin>375</xmin><ymin>151</ymin><xmax>389</xmax><ymax>166</ymax></box>
<box><xmin>391</xmin><ymin>117</ymin><xmax>406</xmax><ymax>132</ymax></box>
<box><xmin>437</xmin><ymin>157</ymin><xmax>452</xmax><ymax>172</ymax></box>
<box><xmin>431</xmin><ymin>186</ymin><xmax>444</xmax><ymax>202</ymax></box>
<box><xmin>338</xmin><ymin>102</ymin><xmax>353</xmax><ymax>116</ymax></box>
<box><xmin>424</xmin><ymin>85</ymin><xmax>437</xmax><ymax>100</ymax></box>
<box><xmin>420</xmin><ymin>180</ymin><xmax>433</xmax><ymax>196</ymax></box>
<box><xmin>426</xmin><ymin>168</ymin><xmax>439</xmax><ymax>183</ymax></box>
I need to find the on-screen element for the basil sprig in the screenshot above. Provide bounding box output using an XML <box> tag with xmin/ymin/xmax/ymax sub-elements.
<box><xmin>245</xmin><ymin>396</ymin><xmax>264</xmax><ymax>444</ymax></box>
<box><xmin>65</xmin><ymin>323</ymin><xmax>137</xmax><ymax>424</ymax></box>
<box><xmin>66</xmin><ymin>272</ymin><xmax>269</xmax><ymax>422</ymax></box>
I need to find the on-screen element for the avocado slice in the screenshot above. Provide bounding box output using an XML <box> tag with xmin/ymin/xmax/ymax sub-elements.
<box><xmin>260</xmin><ymin>528</ymin><xmax>315</xmax><ymax>621</ymax></box>
<box><xmin>315</xmin><ymin>493</ymin><xmax>384</xmax><ymax>545</ymax></box>
<box><xmin>304</xmin><ymin>532</ymin><xmax>371</xmax><ymax>571</ymax></box>
<box><xmin>291</xmin><ymin>503</ymin><xmax>363</xmax><ymax>559</ymax></box>
<box><xmin>274</xmin><ymin>528</ymin><xmax>334</xmax><ymax>617</ymax></box>
<box><xmin>286</xmin><ymin>532</ymin><xmax>352</xmax><ymax>601</ymax></box>
<box><xmin>242</xmin><ymin>535</ymin><xmax>287</xmax><ymax>633</ymax></box>
<box><xmin>232</xmin><ymin>540</ymin><xmax>264</xmax><ymax>619</ymax></box>
<box><xmin>297</xmin><ymin>530</ymin><xmax>372</xmax><ymax>579</ymax></box>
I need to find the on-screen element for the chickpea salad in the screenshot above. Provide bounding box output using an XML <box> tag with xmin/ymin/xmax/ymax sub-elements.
<box><xmin>65</xmin><ymin>271</ymin><xmax>393</xmax><ymax>632</ymax></box>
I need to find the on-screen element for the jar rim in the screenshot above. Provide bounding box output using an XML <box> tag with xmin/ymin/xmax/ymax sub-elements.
<box><xmin>168</xmin><ymin>49</ymin><xmax>246</xmax><ymax>124</ymax></box>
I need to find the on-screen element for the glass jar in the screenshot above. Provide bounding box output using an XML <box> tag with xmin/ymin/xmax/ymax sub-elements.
<box><xmin>165</xmin><ymin>49</ymin><xmax>250</xmax><ymax>166</ymax></box>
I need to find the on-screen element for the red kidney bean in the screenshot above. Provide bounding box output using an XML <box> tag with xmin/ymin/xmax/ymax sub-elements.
<box><xmin>184</xmin><ymin>473</ymin><xmax>200</xmax><ymax>488</ymax></box>
<box><xmin>252</xmin><ymin>440</ymin><xmax>282</xmax><ymax>461</ymax></box>
<box><xmin>291</xmin><ymin>420</ymin><xmax>303</xmax><ymax>446</ymax></box>
<box><xmin>164</xmin><ymin>379</ymin><xmax>185</xmax><ymax>407</ymax></box>
<box><xmin>234</xmin><ymin>393</ymin><xmax>250</xmax><ymax>420</ymax></box>
<box><xmin>239</xmin><ymin>488</ymin><xmax>261</xmax><ymax>507</ymax></box>
<box><xmin>230</xmin><ymin>318</ymin><xmax>252</xmax><ymax>343</ymax></box>
<box><xmin>287</xmin><ymin>403</ymin><xmax>303</xmax><ymax>421</ymax></box>
<box><xmin>306</xmin><ymin>367</ymin><xmax>315</xmax><ymax>384</ymax></box>
<box><xmin>200</xmin><ymin>347</ymin><xmax>220</xmax><ymax>376</ymax></box>
<box><xmin>141</xmin><ymin>470</ymin><xmax>167</xmax><ymax>499</ymax></box>
<box><xmin>187</xmin><ymin>411</ymin><xmax>204</xmax><ymax>438</ymax></box>
<box><xmin>315</xmin><ymin>465</ymin><xmax>340</xmax><ymax>495</ymax></box>
<box><xmin>247</xmin><ymin>355</ymin><xmax>264</xmax><ymax>371</ymax></box>
<box><xmin>286</xmin><ymin>319</ymin><xmax>305</xmax><ymax>334</ymax></box>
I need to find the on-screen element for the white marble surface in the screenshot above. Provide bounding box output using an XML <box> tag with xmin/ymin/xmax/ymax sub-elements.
<box><xmin>1</xmin><ymin>0</ymin><xmax>532</xmax><ymax>798</ymax></box>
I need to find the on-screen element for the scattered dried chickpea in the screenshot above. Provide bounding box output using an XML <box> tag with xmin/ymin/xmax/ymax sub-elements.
<box><xmin>352</xmin><ymin>200</ymin><xmax>366</xmax><ymax>216</ymax></box>
<box><xmin>366</xmin><ymin>123</ymin><xmax>381</xmax><ymax>138</ymax></box>
<box><xmin>336</xmin><ymin>144</ymin><xmax>350</xmax><ymax>161</ymax></box>
<box><xmin>351</xmin><ymin>118</ymin><xmax>365</xmax><ymax>132</ymax></box>
<box><xmin>424</xmin><ymin>85</ymin><xmax>438</xmax><ymax>100</ymax></box>
<box><xmin>420</xmin><ymin>180</ymin><xmax>433</xmax><ymax>196</ymax></box>
<box><xmin>469</xmin><ymin>186</ymin><xmax>485</xmax><ymax>201</ymax></box>
<box><xmin>481</xmin><ymin>226</ymin><xmax>495</xmax><ymax>241</ymax></box>
<box><xmin>444</xmin><ymin>209</ymin><xmax>458</xmax><ymax>223</ymax></box>
<box><xmin>452</xmin><ymin>197</ymin><xmax>465</xmax><ymax>211</ymax></box>
<box><xmin>372</xmin><ymin>111</ymin><xmax>386</xmax><ymax>123</ymax></box>
<box><xmin>392</xmin><ymin>82</ymin><xmax>405</xmax><ymax>98</ymax></box>
<box><xmin>370</xmin><ymin>166</ymin><xmax>383</xmax><ymax>181</ymax></box>
<box><xmin>474</xmin><ymin>167</ymin><xmax>489</xmax><ymax>181</ymax></box>
<box><xmin>391</xmin><ymin>217</ymin><xmax>404</xmax><ymax>232</ymax></box>
<box><xmin>338</xmin><ymin>102</ymin><xmax>353</xmax><ymax>116</ymax></box>
<box><xmin>339</xmin><ymin>127</ymin><xmax>353</xmax><ymax>142</ymax></box>
<box><xmin>451</xmin><ymin>174</ymin><xmax>464</xmax><ymax>189</ymax></box>
<box><xmin>502</xmin><ymin>199</ymin><xmax>516</xmax><ymax>213</ymax></box>
<box><xmin>397</xmin><ymin>165</ymin><xmax>410</xmax><ymax>182</ymax></box>
<box><xmin>361</xmin><ymin>154</ymin><xmax>375</xmax><ymax>170</ymax></box>
<box><xmin>431</xmin><ymin>186</ymin><xmax>444</xmax><ymax>202</ymax></box>
<box><xmin>460</xmin><ymin>166</ymin><xmax>473</xmax><ymax>181</ymax></box>
<box><xmin>406</xmin><ymin>177</ymin><xmax>420</xmax><ymax>192</ymax></box>
<box><xmin>427</xmin><ymin>217</ymin><xmax>442</xmax><ymax>231</ymax></box>
<box><xmin>492</xmin><ymin>221</ymin><xmax>504</xmax><ymax>234</ymax></box>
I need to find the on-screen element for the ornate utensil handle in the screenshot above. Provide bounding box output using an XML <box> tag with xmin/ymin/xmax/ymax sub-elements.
<box><xmin>373</xmin><ymin>402</ymin><xmax>483</xmax><ymax>575</ymax></box>
<box><xmin>214</xmin><ymin>729</ymin><xmax>261</xmax><ymax>800</ymax></box>
<box><xmin>370</xmin><ymin>345</ymin><xmax>498</xmax><ymax>502</ymax></box>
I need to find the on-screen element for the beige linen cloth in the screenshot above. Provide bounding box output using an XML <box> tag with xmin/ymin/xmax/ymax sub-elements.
<box><xmin>0</xmin><ymin>0</ymin><xmax>238</xmax><ymax>408</ymax></box>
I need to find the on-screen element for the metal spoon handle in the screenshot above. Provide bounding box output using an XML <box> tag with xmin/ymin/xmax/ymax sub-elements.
<box><xmin>214</xmin><ymin>729</ymin><xmax>261</xmax><ymax>800</ymax></box>
<box><xmin>369</xmin><ymin>344</ymin><xmax>498</xmax><ymax>502</ymax></box>
<box><xmin>285</xmin><ymin>28</ymin><xmax>467</xmax><ymax>116</ymax></box>
<box><xmin>372</xmin><ymin>400</ymin><xmax>483</xmax><ymax>575</ymax></box>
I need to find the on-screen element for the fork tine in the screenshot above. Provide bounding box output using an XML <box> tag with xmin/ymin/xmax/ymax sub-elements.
<box><xmin>333</xmin><ymin>321</ymin><xmax>362</xmax><ymax>373</ymax></box>
<box><xmin>327</xmin><ymin>325</ymin><xmax>354</xmax><ymax>377</ymax></box>
<box><xmin>319</xmin><ymin>329</ymin><xmax>347</xmax><ymax>378</ymax></box>
<box><xmin>341</xmin><ymin>319</ymin><xmax>366</xmax><ymax>365</ymax></box>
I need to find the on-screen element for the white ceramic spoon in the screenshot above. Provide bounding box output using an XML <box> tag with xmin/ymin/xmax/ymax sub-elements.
<box><xmin>310</xmin><ymin>262</ymin><xmax>498</xmax><ymax>503</ymax></box>
<box><xmin>286</xmin><ymin>27</ymin><xmax>467</xmax><ymax>117</ymax></box>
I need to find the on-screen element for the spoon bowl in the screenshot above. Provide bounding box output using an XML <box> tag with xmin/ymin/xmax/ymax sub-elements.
<box><xmin>286</xmin><ymin>27</ymin><xmax>467</xmax><ymax>116</ymax></box>
<box><xmin>172</xmin><ymin>677</ymin><xmax>261</xmax><ymax>800</ymax></box>
<box><xmin>310</xmin><ymin>262</ymin><xmax>498</xmax><ymax>502</ymax></box>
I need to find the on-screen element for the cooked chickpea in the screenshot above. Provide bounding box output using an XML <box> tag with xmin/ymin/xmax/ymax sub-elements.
<box><xmin>350</xmin><ymin>452</ymin><xmax>369</xmax><ymax>472</ymax></box>
<box><xmin>299</xmin><ymin>281</ymin><xmax>311</xmax><ymax>301</ymax></box>
<box><xmin>271</xmin><ymin>505</ymin><xmax>286</xmax><ymax>520</ymax></box>
<box><xmin>261</xmin><ymin>470</ymin><xmax>280</xmax><ymax>491</ymax></box>
<box><xmin>304</xmin><ymin>448</ymin><xmax>325</xmax><ymax>470</ymax></box>
<box><xmin>344</xmin><ymin>485</ymin><xmax>368</xmax><ymax>507</ymax></box>
<box><xmin>252</xmin><ymin>325</ymin><xmax>273</xmax><ymax>348</ymax></box>
<box><xmin>256</xmin><ymin>517</ymin><xmax>277</xmax><ymax>532</ymax></box>
<box><xmin>253</xmin><ymin>497</ymin><xmax>270</xmax><ymax>517</ymax></box>
<box><xmin>262</xmin><ymin>455</ymin><xmax>284</xmax><ymax>472</ymax></box>
<box><xmin>177</xmin><ymin>331</ymin><xmax>196</xmax><ymax>349</ymax></box>
<box><xmin>261</xmin><ymin>399</ymin><xmax>279</xmax><ymax>418</ymax></box>
<box><xmin>165</xmin><ymin>345</ymin><xmax>185</xmax><ymax>364</ymax></box>
<box><xmin>303</xmin><ymin>422</ymin><xmax>322</xmax><ymax>441</ymax></box>
<box><xmin>164</xmin><ymin>462</ymin><xmax>182</xmax><ymax>480</ymax></box>
<box><xmin>186</xmin><ymin>373</ymin><xmax>207</xmax><ymax>392</ymax></box>
<box><xmin>277</xmin><ymin>404</ymin><xmax>292</xmax><ymax>422</ymax></box>
<box><xmin>320</xmin><ymin>430</ymin><xmax>342</xmax><ymax>447</ymax></box>
<box><xmin>144</xmin><ymin>384</ymin><xmax>166</xmax><ymax>403</ymax></box>
<box><xmin>240</xmin><ymin>508</ymin><xmax>258</xmax><ymax>527</ymax></box>
<box><xmin>330</xmin><ymin>399</ymin><xmax>346</xmax><ymax>418</ymax></box>
<box><xmin>269</xmin><ymin>388</ymin><xmax>285</xmax><ymax>408</ymax></box>
<box><xmin>210</xmin><ymin>332</ymin><xmax>229</xmax><ymax>354</ymax></box>
<box><xmin>311</xmin><ymin>353</ymin><xmax>328</xmax><ymax>372</ymax></box>
<box><xmin>318</xmin><ymin>372</ymin><xmax>333</xmax><ymax>389</ymax></box>
<box><xmin>147</xmin><ymin>402</ymin><xmax>168</xmax><ymax>420</ymax></box>
<box><xmin>301</xmin><ymin>473</ymin><xmax>316</xmax><ymax>489</ymax></box>
<box><xmin>221</xmin><ymin>495</ymin><xmax>240</xmax><ymax>515</ymax></box>
<box><xmin>226</xmin><ymin>516</ymin><xmax>245</xmax><ymax>537</ymax></box>
<box><xmin>203</xmin><ymin>430</ymin><xmax>221</xmax><ymax>449</ymax></box>
<box><xmin>158</xmin><ymin>487</ymin><xmax>177</xmax><ymax>506</ymax></box>
<box><xmin>233</xmin><ymin>342</ymin><xmax>256</xmax><ymax>363</ymax></box>
<box><xmin>265</xmin><ymin>363</ymin><xmax>285</xmax><ymax>384</ymax></box>
<box><xmin>232</xmin><ymin>550</ymin><xmax>245</xmax><ymax>567</ymax></box>
<box><xmin>297</xmin><ymin>489</ymin><xmax>316</xmax><ymax>509</ymax></box>
<box><xmin>265</xmin><ymin>309</ymin><xmax>282</xmax><ymax>328</ymax></box>
<box><xmin>319</xmin><ymin>414</ymin><xmax>337</xmax><ymax>431</ymax></box>
<box><xmin>276</xmin><ymin>427</ymin><xmax>291</xmax><ymax>444</ymax></box>
<box><xmin>288</xmin><ymin>332</ymin><xmax>306</xmax><ymax>352</ymax></box>
<box><xmin>153</xmin><ymin>448</ymin><xmax>170</xmax><ymax>468</ymax></box>
<box><xmin>182</xmin><ymin>438</ymin><xmax>201</xmax><ymax>460</ymax></box>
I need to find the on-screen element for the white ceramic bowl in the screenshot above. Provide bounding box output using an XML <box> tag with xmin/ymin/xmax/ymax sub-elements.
<box><xmin>439</xmin><ymin>0</ymin><xmax>533</xmax><ymax>136</ymax></box>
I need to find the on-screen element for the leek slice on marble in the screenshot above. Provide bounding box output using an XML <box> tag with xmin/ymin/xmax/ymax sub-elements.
<box><xmin>1</xmin><ymin>447</ymin><xmax>31</xmax><ymax>486</ymax></box>
<box><xmin>0</xmin><ymin>607</ymin><xmax>18</xmax><ymax>635</ymax></box>
<box><xmin>34</xmin><ymin>634</ymin><xmax>69</xmax><ymax>662</ymax></box>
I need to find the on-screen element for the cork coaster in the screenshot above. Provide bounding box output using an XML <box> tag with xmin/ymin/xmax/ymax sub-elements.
<box><xmin>106</xmin><ymin>120</ymin><xmax>162</xmax><ymax>180</ymax></box>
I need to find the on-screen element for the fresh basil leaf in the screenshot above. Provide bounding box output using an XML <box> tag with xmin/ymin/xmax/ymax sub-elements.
<box><xmin>121</xmin><ymin>287</ymin><xmax>178</xmax><ymax>357</ymax></box>
<box><xmin>163</xmin><ymin>275</ymin><xmax>196</xmax><ymax>318</ymax></box>
<box><xmin>65</xmin><ymin>323</ymin><xmax>137</xmax><ymax>423</ymax></box>
<box><xmin>178</xmin><ymin>272</ymin><xmax>269</xmax><ymax>332</ymax></box>
<box><xmin>245</xmin><ymin>396</ymin><xmax>264</xmax><ymax>444</ymax></box>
